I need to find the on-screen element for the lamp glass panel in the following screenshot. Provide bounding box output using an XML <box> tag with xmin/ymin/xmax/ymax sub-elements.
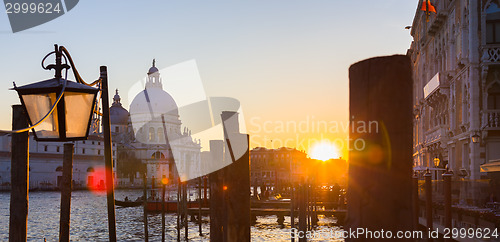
<box><xmin>21</xmin><ymin>93</ymin><xmax>59</xmax><ymax>139</ymax></box>
<box><xmin>64</xmin><ymin>91</ymin><xmax>95</xmax><ymax>138</ymax></box>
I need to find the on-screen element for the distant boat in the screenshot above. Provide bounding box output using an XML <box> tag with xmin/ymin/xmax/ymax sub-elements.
<box><xmin>115</xmin><ymin>199</ymin><xmax>142</xmax><ymax>207</ymax></box>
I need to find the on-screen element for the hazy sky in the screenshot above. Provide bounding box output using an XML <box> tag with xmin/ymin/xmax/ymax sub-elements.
<box><xmin>0</xmin><ymin>0</ymin><xmax>418</xmax><ymax>158</ymax></box>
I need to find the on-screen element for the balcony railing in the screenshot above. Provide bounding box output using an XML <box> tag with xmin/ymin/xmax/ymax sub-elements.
<box><xmin>482</xmin><ymin>110</ymin><xmax>500</xmax><ymax>128</ymax></box>
<box><xmin>481</xmin><ymin>44</ymin><xmax>500</xmax><ymax>63</ymax></box>
<box><xmin>424</xmin><ymin>126</ymin><xmax>449</xmax><ymax>144</ymax></box>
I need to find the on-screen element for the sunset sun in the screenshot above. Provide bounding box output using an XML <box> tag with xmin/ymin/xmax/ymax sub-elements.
<box><xmin>309</xmin><ymin>140</ymin><xmax>340</xmax><ymax>161</ymax></box>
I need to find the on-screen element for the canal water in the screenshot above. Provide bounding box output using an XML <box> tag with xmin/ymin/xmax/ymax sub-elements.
<box><xmin>0</xmin><ymin>190</ymin><xmax>341</xmax><ymax>241</ymax></box>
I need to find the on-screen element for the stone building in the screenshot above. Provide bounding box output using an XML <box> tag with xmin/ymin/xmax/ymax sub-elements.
<box><xmin>409</xmin><ymin>0</ymin><xmax>500</xmax><ymax>183</ymax></box>
<box><xmin>0</xmin><ymin>132</ymin><xmax>117</xmax><ymax>190</ymax></box>
<box><xmin>250</xmin><ymin>147</ymin><xmax>310</xmax><ymax>191</ymax></box>
<box><xmin>111</xmin><ymin>60</ymin><xmax>202</xmax><ymax>185</ymax></box>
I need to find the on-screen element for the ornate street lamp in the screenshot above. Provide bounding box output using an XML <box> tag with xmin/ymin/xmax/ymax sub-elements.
<box><xmin>433</xmin><ymin>156</ymin><xmax>440</xmax><ymax>168</ymax></box>
<box><xmin>471</xmin><ymin>133</ymin><xmax>480</xmax><ymax>144</ymax></box>
<box><xmin>9</xmin><ymin>44</ymin><xmax>117</xmax><ymax>241</ymax></box>
<box><xmin>433</xmin><ymin>156</ymin><xmax>440</xmax><ymax>181</ymax></box>
<box><xmin>13</xmin><ymin>46</ymin><xmax>98</xmax><ymax>141</ymax></box>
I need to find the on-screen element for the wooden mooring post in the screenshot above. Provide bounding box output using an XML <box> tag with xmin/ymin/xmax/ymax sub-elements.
<box><xmin>209</xmin><ymin>140</ymin><xmax>225</xmax><ymax>242</ymax></box>
<box><xmin>177</xmin><ymin>178</ymin><xmax>181</xmax><ymax>242</ymax></box>
<box><xmin>59</xmin><ymin>143</ymin><xmax>74</xmax><ymax>242</ymax></box>
<box><xmin>198</xmin><ymin>176</ymin><xmax>202</xmax><ymax>236</ymax></box>
<box><xmin>161</xmin><ymin>181</ymin><xmax>166</xmax><ymax>242</ymax></box>
<box><xmin>443</xmin><ymin>169</ymin><xmax>453</xmax><ymax>242</ymax></box>
<box><xmin>183</xmin><ymin>182</ymin><xmax>188</xmax><ymax>241</ymax></box>
<box><xmin>412</xmin><ymin>172</ymin><xmax>419</xmax><ymax>230</ymax></box>
<box><xmin>100</xmin><ymin>66</ymin><xmax>117</xmax><ymax>242</ymax></box>
<box><xmin>143</xmin><ymin>174</ymin><xmax>149</xmax><ymax>242</ymax></box>
<box><xmin>425</xmin><ymin>169</ymin><xmax>433</xmax><ymax>232</ymax></box>
<box><xmin>9</xmin><ymin>105</ymin><xmax>29</xmax><ymax>242</ymax></box>
<box><xmin>290</xmin><ymin>183</ymin><xmax>295</xmax><ymax>242</ymax></box>
<box><xmin>222</xmin><ymin>110</ymin><xmax>250</xmax><ymax>242</ymax></box>
<box><xmin>346</xmin><ymin>55</ymin><xmax>413</xmax><ymax>241</ymax></box>
<box><xmin>298</xmin><ymin>184</ymin><xmax>307</xmax><ymax>242</ymax></box>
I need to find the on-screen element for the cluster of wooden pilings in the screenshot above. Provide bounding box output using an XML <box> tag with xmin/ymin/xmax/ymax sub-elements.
<box><xmin>414</xmin><ymin>169</ymin><xmax>456</xmax><ymax>238</ymax></box>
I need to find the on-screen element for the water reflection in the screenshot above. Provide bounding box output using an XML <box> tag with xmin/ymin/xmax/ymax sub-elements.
<box><xmin>0</xmin><ymin>190</ymin><xmax>340</xmax><ymax>241</ymax></box>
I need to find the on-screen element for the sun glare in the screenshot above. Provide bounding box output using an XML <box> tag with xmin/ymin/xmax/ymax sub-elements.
<box><xmin>309</xmin><ymin>140</ymin><xmax>340</xmax><ymax>161</ymax></box>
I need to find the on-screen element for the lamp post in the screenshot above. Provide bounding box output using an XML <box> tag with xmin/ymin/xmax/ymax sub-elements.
<box><xmin>11</xmin><ymin>44</ymin><xmax>116</xmax><ymax>241</ymax></box>
<box><xmin>433</xmin><ymin>156</ymin><xmax>440</xmax><ymax>180</ymax></box>
<box><xmin>13</xmin><ymin>45</ymin><xmax>98</xmax><ymax>141</ymax></box>
<box><xmin>471</xmin><ymin>133</ymin><xmax>480</xmax><ymax>144</ymax></box>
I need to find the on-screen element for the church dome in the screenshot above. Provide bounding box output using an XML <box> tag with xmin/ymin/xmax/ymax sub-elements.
<box><xmin>110</xmin><ymin>89</ymin><xmax>129</xmax><ymax>125</ymax></box>
<box><xmin>148</xmin><ymin>59</ymin><xmax>159</xmax><ymax>75</ymax></box>
<box><xmin>148</xmin><ymin>66</ymin><xmax>159</xmax><ymax>75</ymax></box>
<box><xmin>129</xmin><ymin>88</ymin><xmax>178</xmax><ymax>117</ymax></box>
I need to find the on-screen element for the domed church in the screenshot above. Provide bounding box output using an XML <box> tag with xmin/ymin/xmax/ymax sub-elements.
<box><xmin>110</xmin><ymin>60</ymin><xmax>201</xmax><ymax>184</ymax></box>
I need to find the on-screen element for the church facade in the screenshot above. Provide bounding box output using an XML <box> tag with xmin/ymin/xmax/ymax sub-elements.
<box><xmin>111</xmin><ymin>61</ymin><xmax>202</xmax><ymax>186</ymax></box>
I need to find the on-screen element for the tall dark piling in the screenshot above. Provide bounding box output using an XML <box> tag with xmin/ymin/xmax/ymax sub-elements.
<box><xmin>346</xmin><ymin>55</ymin><xmax>413</xmax><ymax>240</ymax></box>
<box><xmin>177</xmin><ymin>178</ymin><xmax>181</xmax><ymax>242</ymax></box>
<box><xmin>59</xmin><ymin>143</ymin><xmax>74</xmax><ymax>242</ymax></box>
<box><xmin>443</xmin><ymin>170</ymin><xmax>453</xmax><ymax>240</ymax></box>
<box><xmin>9</xmin><ymin>105</ymin><xmax>29</xmax><ymax>242</ymax></box>
<box><xmin>183</xmin><ymin>182</ymin><xmax>188</xmax><ymax>240</ymax></box>
<box><xmin>100</xmin><ymin>66</ymin><xmax>117</xmax><ymax>242</ymax></box>
<box><xmin>209</xmin><ymin>140</ymin><xmax>225</xmax><ymax>242</ymax></box>
<box><xmin>412</xmin><ymin>172</ymin><xmax>419</xmax><ymax>230</ymax></box>
<box><xmin>198</xmin><ymin>177</ymin><xmax>202</xmax><ymax>236</ymax></box>
<box><xmin>425</xmin><ymin>170</ymin><xmax>433</xmax><ymax>231</ymax></box>
<box><xmin>162</xmin><ymin>181</ymin><xmax>166</xmax><ymax>242</ymax></box>
<box><xmin>222</xmin><ymin>111</ymin><xmax>250</xmax><ymax>242</ymax></box>
<box><xmin>290</xmin><ymin>184</ymin><xmax>295</xmax><ymax>242</ymax></box>
<box><xmin>225</xmin><ymin>134</ymin><xmax>250</xmax><ymax>241</ymax></box>
<box><xmin>143</xmin><ymin>174</ymin><xmax>149</xmax><ymax>242</ymax></box>
<box><xmin>298</xmin><ymin>184</ymin><xmax>307</xmax><ymax>242</ymax></box>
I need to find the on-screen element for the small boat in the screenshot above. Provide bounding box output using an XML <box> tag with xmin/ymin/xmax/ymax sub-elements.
<box><xmin>115</xmin><ymin>199</ymin><xmax>142</xmax><ymax>207</ymax></box>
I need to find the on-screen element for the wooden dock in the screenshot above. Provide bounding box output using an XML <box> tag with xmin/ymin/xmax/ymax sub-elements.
<box><xmin>186</xmin><ymin>207</ymin><xmax>347</xmax><ymax>225</ymax></box>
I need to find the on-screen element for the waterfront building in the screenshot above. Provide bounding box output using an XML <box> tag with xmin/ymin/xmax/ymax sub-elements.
<box><xmin>0</xmin><ymin>133</ymin><xmax>117</xmax><ymax>190</ymax></box>
<box><xmin>111</xmin><ymin>61</ymin><xmax>202</xmax><ymax>186</ymax></box>
<box><xmin>409</xmin><ymin>0</ymin><xmax>500</xmax><ymax>192</ymax></box>
<box><xmin>250</xmin><ymin>147</ymin><xmax>347</xmax><ymax>194</ymax></box>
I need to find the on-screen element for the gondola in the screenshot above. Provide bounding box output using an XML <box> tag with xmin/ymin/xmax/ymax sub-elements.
<box><xmin>115</xmin><ymin>199</ymin><xmax>143</xmax><ymax>207</ymax></box>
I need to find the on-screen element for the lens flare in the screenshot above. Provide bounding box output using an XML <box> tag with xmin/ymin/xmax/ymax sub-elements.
<box><xmin>87</xmin><ymin>166</ymin><xmax>114</xmax><ymax>195</ymax></box>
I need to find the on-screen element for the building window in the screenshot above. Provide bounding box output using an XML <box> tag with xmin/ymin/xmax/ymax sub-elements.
<box><xmin>158</xmin><ymin>127</ymin><xmax>164</xmax><ymax>142</ymax></box>
<box><xmin>487</xmin><ymin>3</ymin><xmax>500</xmax><ymax>44</ymax></box>
<box><xmin>151</xmin><ymin>151</ymin><xmax>165</xmax><ymax>160</ymax></box>
<box><xmin>488</xmin><ymin>83</ymin><xmax>500</xmax><ymax>109</ymax></box>
<box><xmin>149</xmin><ymin>127</ymin><xmax>155</xmax><ymax>142</ymax></box>
<box><xmin>98</xmin><ymin>150</ymin><xmax>101</xmax><ymax>155</ymax></box>
<box><xmin>44</xmin><ymin>145</ymin><xmax>47</xmax><ymax>152</ymax></box>
<box><xmin>82</xmin><ymin>148</ymin><xmax>85</xmax><ymax>154</ymax></box>
<box><xmin>57</xmin><ymin>146</ymin><xmax>60</xmax><ymax>153</ymax></box>
<box><xmin>115</xmin><ymin>126</ymin><xmax>119</xmax><ymax>133</ymax></box>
